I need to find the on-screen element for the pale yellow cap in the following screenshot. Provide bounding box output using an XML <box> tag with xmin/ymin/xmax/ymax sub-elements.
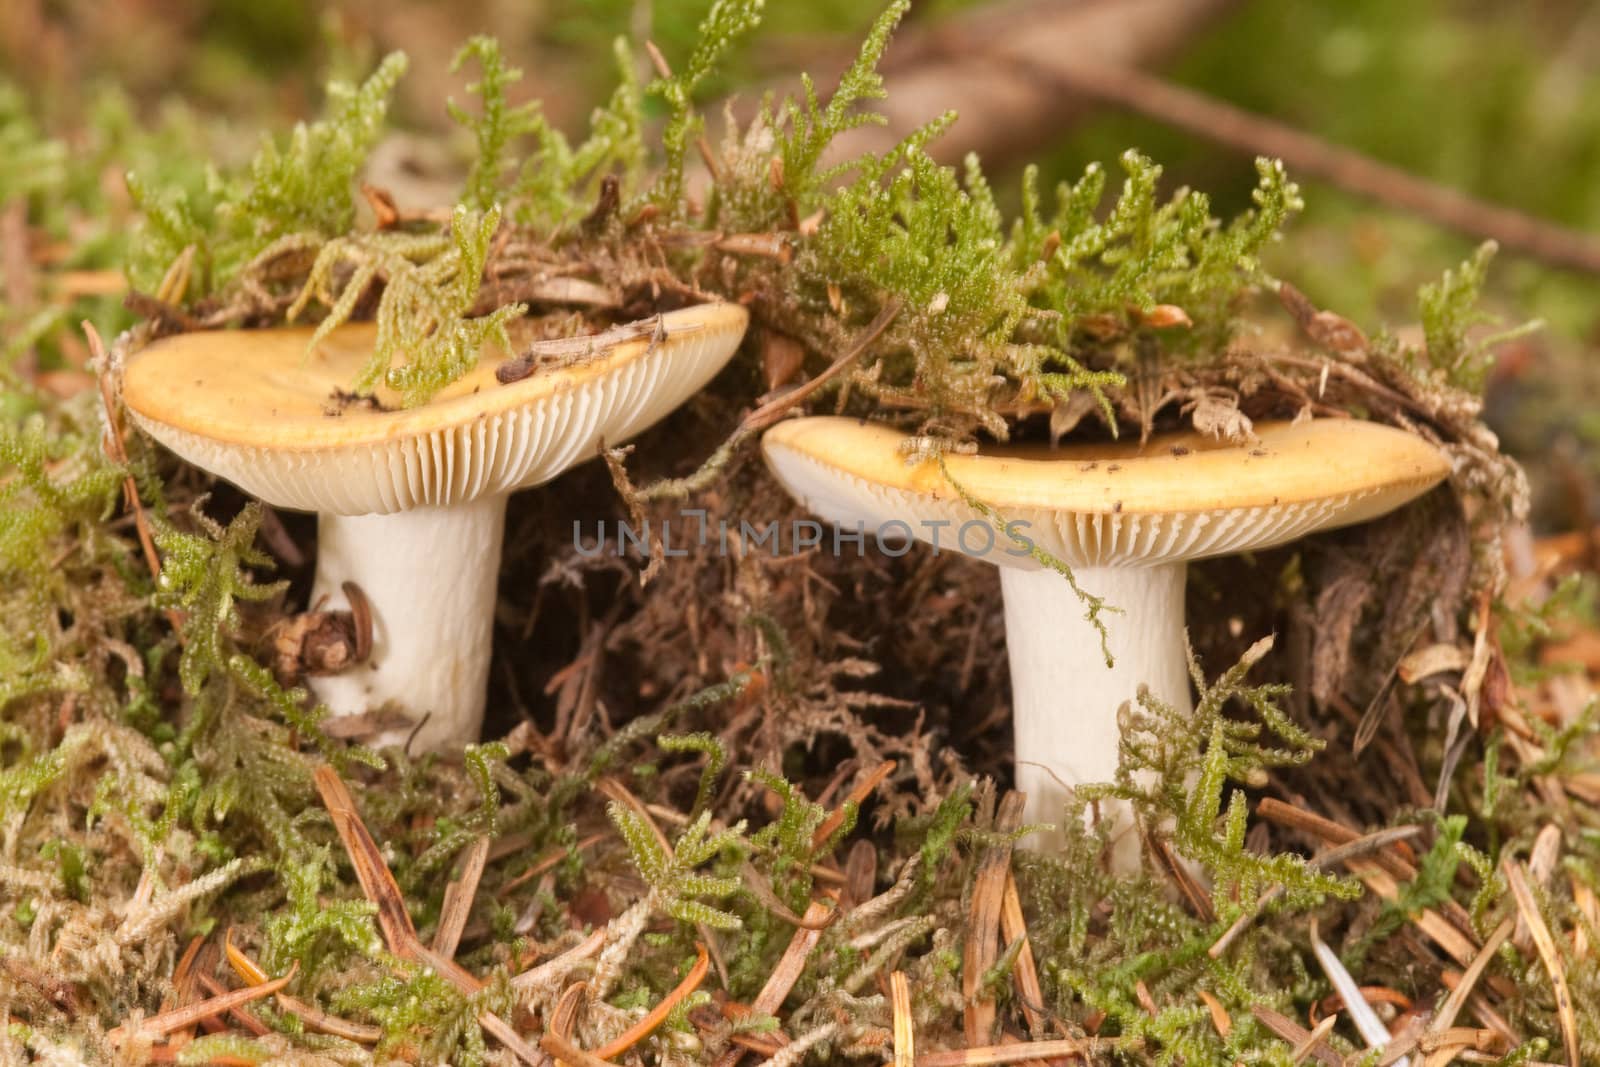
<box><xmin>762</xmin><ymin>416</ymin><xmax>1451</xmax><ymax>568</ymax></box>
<box><xmin>123</xmin><ymin>303</ymin><xmax>748</xmax><ymax>515</ymax></box>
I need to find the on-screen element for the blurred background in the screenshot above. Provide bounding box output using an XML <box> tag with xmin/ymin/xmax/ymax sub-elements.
<box><xmin>4</xmin><ymin>0</ymin><xmax>1599</xmax><ymax>529</ymax></box>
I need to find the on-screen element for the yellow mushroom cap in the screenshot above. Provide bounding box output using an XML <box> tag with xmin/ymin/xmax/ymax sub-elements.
<box><xmin>762</xmin><ymin>415</ymin><xmax>1451</xmax><ymax>568</ymax></box>
<box><xmin>123</xmin><ymin>303</ymin><xmax>748</xmax><ymax>515</ymax></box>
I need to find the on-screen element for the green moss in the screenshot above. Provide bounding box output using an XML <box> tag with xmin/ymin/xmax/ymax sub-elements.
<box><xmin>2</xmin><ymin>4</ymin><xmax>1594</xmax><ymax>1063</ymax></box>
<box><xmin>128</xmin><ymin>52</ymin><xmax>408</xmax><ymax>295</ymax></box>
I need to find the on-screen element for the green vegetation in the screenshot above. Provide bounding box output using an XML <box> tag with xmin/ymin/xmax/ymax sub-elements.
<box><xmin>119</xmin><ymin>0</ymin><xmax>1306</xmax><ymax>427</ymax></box>
<box><xmin>0</xmin><ymin>1</ymin><xmax>1596</xmax><ymax>1063</ymax></box>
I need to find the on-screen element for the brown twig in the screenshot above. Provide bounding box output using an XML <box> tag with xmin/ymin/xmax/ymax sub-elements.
<box><xmin>741</xmin><ymin>300</ymin><xmax>902</xmax><ymax>434</ymax></box>
<box><xmin>608</xmin><ymin>299</ymin><xmax>899</xmax><ymax>508</ymax></box>
<box><xmin>498</xmin><ymin>833</ymin><xmax>607</xmax><ymax>897</ymax></box>
<box><xmin>592</xmin><ymin>942</ymin><xmax>710</xmax><ymax>1060</ymax></box>
<box><xmin>1151</xmin><ymin>835</ymin><xmax>1214</xmax><ymax>923</ymax></box>
<box><xmin>812</xmin><ymin>759</ymin><xmax>896</xmax><ymax>850</ymax></box>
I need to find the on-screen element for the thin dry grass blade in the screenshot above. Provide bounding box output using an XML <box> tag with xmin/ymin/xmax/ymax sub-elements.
<box><xmin>915</xmin><ymin>1037</ymin><xmax>1096</xmax><ymax>1066</ymax></box>
<box><xmin>314</xmin><ymin>764</ymin><xmax>419</xmax><ymax>955</ymax></box>
<box><xmin>1290</xmin><ymin>1014</ymin><xmax>1338</xmax><ymax>1065</ymax></box>
<box><xmin>1502</xmin><ymin>858</ymin><xmax>1579</xmax><ymax>1067</ymax></box>
<box><xmin>223</xmin><ymin>929</ymin><xmax>382</xmax><ymax>1044</ymax></box>
<box><xmin>712</xmin><ymin>899</ymin><xmax>833</xmax><ymax>1067</ymax></box>
<box><xmin>1000</xmin><ymin>873</ymin><xmax>1048</xmax><ymax>1039</ymax></box>
<box><xmin>434</xmin><ymin>836</ymin><xmax>490</xmax><ymax>959</ymax></box>
<box><xmin>892</xmin><ymin>971</ymin><xmax>914</xmax><ymax>1067</ymax></box>
<box><xmin>499</xmin><ymin>832</ymin><xmax>606</xmax><ymax>897</ymax></box>
<box><xmin>513</xmin><ymin>929</ymin><xmax>609</xmax><ymax>991</ymax></box>
<box><xmin>1250</xmin><ymin>1006</ymin><xmax>1340</xmax><ymax>1067</ymax></box>
<box><xmin>1151</xmin><ymin>836</ymin><xmax>1214</xmax><ymax>923</ymax></box>
<box><xmin>964</xmin><ymin>792</ymin><xmax>1025</xmax><ymax>1046</ymax></box>
<box><xmin>110</xmin><ymin>962</ymin><xmax>296</xmax><ymax>1042</ymax></box>
<box><xmin>1431</xmin><ymin>918</ymin><xmax>1513</xmax><ymax>1034</ymax></box>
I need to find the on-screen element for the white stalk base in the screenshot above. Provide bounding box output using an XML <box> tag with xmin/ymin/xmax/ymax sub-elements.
<box><xmin>1000</xmin><ymin>562</ymin><xmax>1192</xmax><ymax>871</ymax></box>
<box><xmin>309</xmin><ymin>494</ymin><xmax>508</xmax><ymax>752</ymax></box>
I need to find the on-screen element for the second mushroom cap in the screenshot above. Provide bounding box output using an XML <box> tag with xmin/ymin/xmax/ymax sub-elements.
<box><xmin>762</xmin><ymin>414</ymin><xmax>1450</xmax><ymax>868</ymax></box>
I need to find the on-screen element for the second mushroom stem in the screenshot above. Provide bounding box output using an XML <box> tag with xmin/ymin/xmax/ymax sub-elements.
<box><xmin>999</xmin><ymin>561</ymin><xmax>1192</xmax><ymax>872</ymax></box>
<box><xmin>310</xmin><ymin>493</ymin><xmax>509</xmax><ymax>751</ymax></box>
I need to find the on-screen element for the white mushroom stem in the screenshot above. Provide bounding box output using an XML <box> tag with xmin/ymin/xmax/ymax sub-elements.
<box><xmin>999</xmin><ymin>561</ymin><xmax>1192</xmax><ymax>871</ymax></box>
<box><xmin>308</xmin><ymin>493</ymin><xmax>509</xmax><ymax>751</ymax></box>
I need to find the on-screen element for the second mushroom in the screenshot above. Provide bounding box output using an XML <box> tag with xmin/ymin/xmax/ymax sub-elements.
<box><xmin>762</xmin><ymin>415</ymin><xmax>1450</xmax><ymax>869</ymax></box>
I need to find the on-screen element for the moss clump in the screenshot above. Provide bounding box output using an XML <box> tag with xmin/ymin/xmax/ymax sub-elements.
<box><xmin>126</xmin><ymin>0</ymin><xmax>1301</xmax><ymax>433</ymax></box>
<box><xmin>0</xmin><ymin>1</ymin><xmax>1594</xmax><ymax>1064</ymax></box>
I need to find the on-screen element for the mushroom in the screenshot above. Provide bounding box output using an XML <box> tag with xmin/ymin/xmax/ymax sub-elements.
<box><xmin>123</xmin><ymin>303</ymin><xmax>749</xmax><ymax>751</ymax></box>
<box><xmin>762</xmin><ymin>415</ymin><xmax>1450</xmax><ymax>867</ymax></box>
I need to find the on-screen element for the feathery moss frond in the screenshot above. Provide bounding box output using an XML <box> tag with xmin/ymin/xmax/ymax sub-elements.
<box><xmin>291</xmin><ymin>204</ymin><xmax>523</xmax><ymax>406</ymax></box>
<box><xmin>610</xmin><ymin>801</ymin><xmax>747</xmax><ymax>931</ymax></box>
<box><xmin>450</xmin><ymin>37</ymin><xmax>542</xmax><ymax>213</ymax></box>
<box><xmin>650</xmin><ymin>0</ymin><xmax>765</xmax><ymax>217</ymax></box>
<box><xmin>658</xmin><ymin>731</ymin><xmax>728</xmax><ymax>819</ymax></box>
<box><xmin>128</xmin><ymin>52</ymin><xmax>407</xmax><ymax>294</ymax></box>
<box><xmin>153</xmin><ymin>501</ymin><xmax>285</xmax><ymax>696</ymax></box>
